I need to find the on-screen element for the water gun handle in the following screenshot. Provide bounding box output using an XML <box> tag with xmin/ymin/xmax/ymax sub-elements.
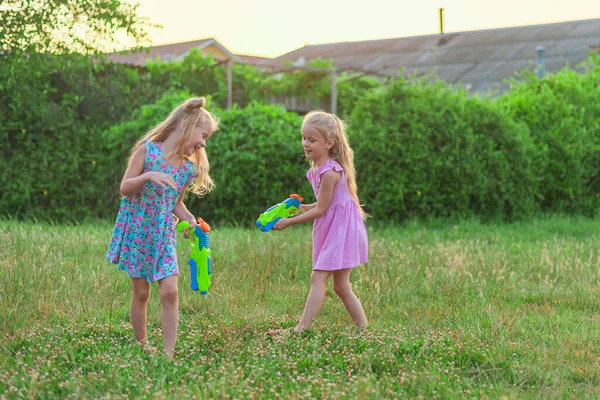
<box><xmin>189</xmin><ymin>259</ymin><xmax>199</xmax><ymax>291</ymax></box>
<box><xmin>261</xmin><ymin>218</ymin><xmax>281</xmax><ymax>232</ymax></box>
<box><xmin>177</xmin><ymin>220</ymin><xmax>191</xmax><ymax>235</ymax></box>
<box><xmin>176</xmin><ymin>220</ymin><xmax>195</xmax><ymax>291</ymax></box>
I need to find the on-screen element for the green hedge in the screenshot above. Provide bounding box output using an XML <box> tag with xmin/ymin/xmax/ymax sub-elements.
<box><xmin>497</xmin><ymin>62</ymin><xmax>600</xmax><ymax>215</ymax></box>
<box><xmin>103</xmin><ymin>91</ymin><xmax>311</xmax><ymax>225</ymax></box>
<box><xmin>0</xmin><ymin>53</ymin><xmax>167</xmax><ymax>220</ymax></box>
<box><xmin>350</xmin><ymin>76</ymin><xmax>540</xmax><ymax>222</ymax></box>
<box><xmin>3</xmin><ymin>51</ymin><xmax>600</xmax><ymax>224</ymax></box>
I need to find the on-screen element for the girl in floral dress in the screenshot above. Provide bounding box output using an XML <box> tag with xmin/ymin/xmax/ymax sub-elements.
<box><xmin>107</xmin><ymin>97</ymin><xmax>218</xmax><ymax>359</ymax></box>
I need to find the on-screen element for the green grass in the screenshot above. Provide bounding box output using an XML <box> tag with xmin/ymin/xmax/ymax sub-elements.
<box><xmin>2</xmin><ymin>217</ymin><xmax>600</xmax><ymax>398</ymax></box>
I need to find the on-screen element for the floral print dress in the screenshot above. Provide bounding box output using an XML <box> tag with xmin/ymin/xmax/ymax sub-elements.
<box><xmin>106</xmin><ymin>139</ymin><xmax>195</xmax><ymax>282</ymax></box>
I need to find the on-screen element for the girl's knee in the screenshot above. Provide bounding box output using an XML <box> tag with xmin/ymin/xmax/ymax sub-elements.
<box><xmin>131</xmin><ymin>277</ymin><xmax>150</xmax><ymax>303</ymax></box>
<box><xmin>158</xmin><ymin>275</ymin><xmax>178</xmax><ymax>304</ymax></box>
<box><xmin>310</xmin><ymin>271</ymin><xmax>330</xmax><ymax>286</ymax></box>
<box><xmin>133</xmin><ymin>289</ymin><xmax>150</xmax><ymax>303</ymax></box>
<box><xmin>332</xmin><ymin>269</ymin><xmax>353</xmax><ymax>297</ymax></box>
<box><xmin>160</xmin><ymin>287</ymin><xmax>178</xmax><ymax>305</ymax></box>
<box><xmin>333</xmin><ymin>282</ymin><xmax>352</xmax><ymax>298</ymax></box>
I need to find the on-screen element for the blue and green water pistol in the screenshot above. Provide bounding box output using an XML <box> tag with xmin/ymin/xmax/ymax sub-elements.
<box><xmin>256</xmin><ymin>194</ymin><xmax>304</xmax><ymax>232</ymax></box>
<box><xmin>177</xmin><ymin>218</ymin><xmax>211</xmax><ymax>294</ymax></box>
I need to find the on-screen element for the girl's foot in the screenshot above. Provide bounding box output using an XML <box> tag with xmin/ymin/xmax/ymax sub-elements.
<box><xmin>138</xmin><ymin>338</ymin><xmax>158</xmax><ymax>354</ymax></box>
<box><xmin>266</xmin><ymin>327</ymin><xmax>296</xmax><ymax>336</ymax></box>
<box><xmin>143</xmin><ymin>344</ymin><xmax>159</xmax><ymax>354</ymax></box>
<box><xmin>164</xmin><ymin>349</ymin><xmax>175</xmax><ymax>361</ymax></box>
<box><xmin>294</xmin><ymin>323</ymin><xmax>313</xmax><ymax>333</ymax></box>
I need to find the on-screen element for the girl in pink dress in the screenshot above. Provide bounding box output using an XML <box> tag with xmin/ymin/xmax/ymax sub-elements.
<box><xmin>106</xmin><ymin>97</ymin><xmax>219</xmax><ymax>359</ymax></box>
<box><xmin>273</xmin><ymin>111</ymin><xmax>368</xmax><ymax>332</ymax></box>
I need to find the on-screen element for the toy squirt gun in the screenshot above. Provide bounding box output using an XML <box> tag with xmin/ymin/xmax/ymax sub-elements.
<box><xmin>177</xmin><ymin>218</ymin><xmax>212</xmax><ymax>294</ymax></box>
<box><xmin>256</xmin><ymin>194</ymin><xmax>304</xmax><ymax>232</ymax></box>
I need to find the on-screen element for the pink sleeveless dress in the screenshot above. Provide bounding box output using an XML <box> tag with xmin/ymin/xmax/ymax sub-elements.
<box><xmin>307</xmin><ymin>159</ymin><xmax>368</xmax><ymax>271</ymax></box>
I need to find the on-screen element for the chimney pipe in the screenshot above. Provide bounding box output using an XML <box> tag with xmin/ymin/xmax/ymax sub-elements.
<box><xmin>536</xmin><ymin>46</ymin><xmax>545</xmax><ymax>78</ymax></box>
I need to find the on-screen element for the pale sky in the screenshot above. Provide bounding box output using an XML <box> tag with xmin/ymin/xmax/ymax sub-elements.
<box><xmin>134</xmin><ymin>0</ymin><xmax>600</xmax><ymax>57</ymax></box>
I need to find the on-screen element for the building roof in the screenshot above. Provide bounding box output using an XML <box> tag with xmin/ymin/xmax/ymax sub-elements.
<box><xmin>107</xmin><ymin>38</ymin><xmax>236</xmax><ymax>66</ymax></box>
<box><xmin>265</xmin><ymin>18</ymin><xmax>600</xmax><ymax>93</ymax></box>
<box><xmin>235</xmin><ymin>54</ymin><xmax>271</xmax><ymax>66</ymax></box>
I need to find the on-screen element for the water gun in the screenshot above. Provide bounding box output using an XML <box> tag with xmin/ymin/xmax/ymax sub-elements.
<box><xmin>177</xmin><ymin>218</ymin><xmax>211</xmax><ymax>294</ymax></box>
<box><xmin>256</xmin><ymin>194</ymin><xmax>304</xmax><ymax>232</ymax></box>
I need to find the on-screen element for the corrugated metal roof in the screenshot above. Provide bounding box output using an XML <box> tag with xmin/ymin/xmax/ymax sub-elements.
<box><xmin>265</xmin><ymin>18</ymin><xmax>600</xmax><ymax>93</ymax></box>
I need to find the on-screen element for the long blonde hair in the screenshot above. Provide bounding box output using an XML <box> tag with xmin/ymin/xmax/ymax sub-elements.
<box><xmin>129</xmin><ymin>97</ymin><xmax>219</xmax><ymax>197</ymax></box>
<box><xmin>303</xmin><ymin>111</ymin><xmax>366</xmax><ymax>220</ymax></box>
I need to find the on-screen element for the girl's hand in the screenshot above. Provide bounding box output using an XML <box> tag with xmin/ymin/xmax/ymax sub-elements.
<box><xmin>289</xmin><ymin>204</ymin><xmax>308</xmax><ymax>217</ymax></box>
<box><xmin>272</xmin><ymin>218</ymin><xmax>291</xmax><ymax>231</ymax></box>
<box><xmin>145</xmin><ymin>171</ymin><xmax>177</xmax><ymax>190</ymax></box>
<box><xmin>183</xmin><ymin>218</ymin><xmax>197</xmax><ymax>239</ymax></box>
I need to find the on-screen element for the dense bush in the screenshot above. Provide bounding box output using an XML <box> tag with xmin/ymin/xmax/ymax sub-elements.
<box><xmin>103</xmin><ymin>91</ymin><xmax>310</xmax><ymax>225</ymax></box>
<box><xmin>350</xmin><ymin>76</ymin><xmax>541</xmax><ymax>222</ymax></box>
<box><xmin>0</xmin><ymin>52</ymin><xmax>169</xmax><ymax>220</ymax></box>
<box><xmin>3</xmin><ymin>50</ymin><xmax>600</xmax><ymax>224</ymax></box>
<box><xmin>496</xmin><ymin>57</ymin><xmax>600</xmax><ymax>215</ymax></box>
<box><xmin>0</xmin><ymin>50</ymin><xmax>273</xmax><ymax>221</ymax></box>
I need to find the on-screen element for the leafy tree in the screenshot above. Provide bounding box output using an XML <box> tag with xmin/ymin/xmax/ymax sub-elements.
<box><xmin>0</xmin><ymin>0</ymin><xmax>157</xmax><ymax>54</ymax></box>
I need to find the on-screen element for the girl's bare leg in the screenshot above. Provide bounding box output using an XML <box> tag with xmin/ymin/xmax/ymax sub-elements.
<box><xmin>296</xmin><ymin>270</ymin><xmax>332</xmax><ymax>331</ymax></box>
<box><xmin>130</xmin><ymin>277</ymin><xmax>151</xmax><ymax>345</ymax></box>
<box><xmin>333</xmin><ymin>269</ymin><xmax>367</xmax><ymax>329</ymax></box>
<box><xmin>157</xmin><ymin>275</ymin><xmax>179</xmax><ymax>359</ymax></box>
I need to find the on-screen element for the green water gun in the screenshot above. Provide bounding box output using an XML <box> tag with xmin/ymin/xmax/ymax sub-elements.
<box><xmin>177</xmin><ymin>218</ymin><xmax>211</xmax><ymax>294</ymax></box>
<box><xmin>256</xmin><ymin>194</ymin><xmax>304</xmax><ymax>232</ymax></box>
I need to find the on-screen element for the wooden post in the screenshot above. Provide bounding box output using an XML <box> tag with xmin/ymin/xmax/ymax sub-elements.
<box><xmin>226</xmin><ymin>59</ymin><xmax>233</xmax><ymax>109</ymax></box>
<box><xmin>330</xmin><ymin>67</ymin><xmax>337</xmax><ymax>114</ymax></box>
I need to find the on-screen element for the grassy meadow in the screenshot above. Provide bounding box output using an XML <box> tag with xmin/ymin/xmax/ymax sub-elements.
<box><xmin>2</xmin><ymin>217</ymin><xmax>600</xmax><ymax>398</ymax></box>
